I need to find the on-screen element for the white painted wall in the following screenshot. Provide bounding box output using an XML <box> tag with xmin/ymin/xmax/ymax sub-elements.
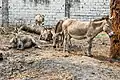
<box><xmin>0</xmin><ymin>0</ymin><xmax>110</xmax><ymax>26</ymax></box>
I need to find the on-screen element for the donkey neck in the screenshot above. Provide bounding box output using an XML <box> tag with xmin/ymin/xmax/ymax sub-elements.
<box><xmin>86</xmin><ymin>20</ymin><xmax>105</xmax><ymax>39</ymax></box>
<box><xmin>92</xmin><ymin>20</ymin><xmax>106</xmax><ymax>29</ymax></box>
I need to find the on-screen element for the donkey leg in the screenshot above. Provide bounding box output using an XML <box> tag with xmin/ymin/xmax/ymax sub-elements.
<box><xmin>38</xmin><ymin>21</ymin><xmax>41</xmax><ymax>26</ymax></box>
<box><xmin>35</xmin><ymin>20</ymin><xmax>38</xmax><ymax>25</ymax></box>
<box><xmin>64</xmin><ymin>34</ymin><xmax>71</xmax><ymax>53</ymax></box>
<box><xmin>39</xmin><ymin>34</ymin><xmax>42</xmax><ymax>40</ymax></box>
<box><xmin>67</xmin><ymin>35</ymin><xmax>71</xmax><ymax>51</ymax></box>
<box><xmin>60</xmin><ymin>33</ymin><xmax>64</xmax><ymax>46</ymax></box>
<box><xmin>87</xmin><ymin>39</ymin><xmax>93</xmax><ymax>57</ymax></box>
<box><xmin>63</xmin><ymin>34</ymin><xmax>67</xmax><ymax>52</ymax></box>
<box><xmin>63</xmin><ymin>30</ymin><xmax>70</xmax><ymax>52</ymax></box>
<box><xmin>85</xmin><ymin>38</ymin><xmax>93</xmax><ymax>57</ymax></box>
<box><xmin>69</xmin><ymin>37</ymin><xmax>72</xmax><ymax>47</ymax></box>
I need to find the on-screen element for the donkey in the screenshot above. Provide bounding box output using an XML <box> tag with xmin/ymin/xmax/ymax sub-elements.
<box><xmin>35</xmin><ymin>14</ymin><xmax>44</xmax><ymax>26</ymax></box>
<box><xmin>10</xmin><ymin>34</ymin><xmax>38</xmax><ymax>50</ymax></box>
<box><xmin>10</xmin><ymin>28</ymin><xmax>39</xmax><ymax>50</ymax></box>
<box><xmin>39</xmin><ymin>28</ymin><xmax>53</xmax><ymax>42</ymax></box>
<box><xmin>52</xmin><ymin>31</ymin><xmax>64</xmax><ymax>48</ymax></box>
<box><xmin>53</xmin><ymin>15</ymin><xmax>114</xmax><ymax>57</ymax></box>
<box><xmin>52</xmin><ymin>20</ymin><xmax>65</xmax><ymax>48</ymax></box>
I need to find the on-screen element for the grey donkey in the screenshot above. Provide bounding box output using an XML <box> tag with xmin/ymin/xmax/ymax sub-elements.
<box><xmin>10</xmin><ymin>27</ymin><xmax>40</xmax><ymax>50</ymax></box>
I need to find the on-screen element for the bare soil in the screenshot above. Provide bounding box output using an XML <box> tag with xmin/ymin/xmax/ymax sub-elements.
<box><xmin>0</xmin><ymin>28</ymin><xmax>120</xmax><ymax>80</ymax></box>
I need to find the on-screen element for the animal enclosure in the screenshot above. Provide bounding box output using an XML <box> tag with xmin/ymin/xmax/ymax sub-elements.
<box><xmin>0</xmin><ymin>0</ymin><xmax>120</xmax><ymax>80</ymax></box>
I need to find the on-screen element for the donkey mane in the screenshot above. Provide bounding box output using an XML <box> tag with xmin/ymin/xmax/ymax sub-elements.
<box><xmin>93</xmin><ymin>15</ymin><xmax>109</xmax><ymax>22</ymax></box>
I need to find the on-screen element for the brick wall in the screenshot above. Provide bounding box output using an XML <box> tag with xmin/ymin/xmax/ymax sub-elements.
<box><xmin>0</xmin><ymin>0</ymin><xmax>110</xmax><ymax>26</ymax></box>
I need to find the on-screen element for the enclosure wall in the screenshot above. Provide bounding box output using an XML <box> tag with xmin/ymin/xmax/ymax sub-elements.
<box><xmin>0</xmin><ymin>0</ymin><xmax>110</xmax><ymax>26</ymax></box>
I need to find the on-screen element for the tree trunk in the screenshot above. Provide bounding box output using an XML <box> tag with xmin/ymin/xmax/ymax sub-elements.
<box><xmin>110</xmin><ymin>0</ymin><xmax>120</xmax><ymax>58</ymax></box>
<box><xmin>2</xmin><ymin>0</ymin><xmax>9</xmax><ymax>27</ymax></box>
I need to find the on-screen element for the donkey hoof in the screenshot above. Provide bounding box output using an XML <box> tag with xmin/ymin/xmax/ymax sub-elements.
<box><xmin>88</xmin><ymin>54</ymin><xmax>93</xmax><ymax>57</ymax></box>
<box><xmin>84</xmin><ymin>54</ymin><xmax>88</xmax><ymax>56</ymax></box>
<box><xmin>67</xmin><ymin>50</ymin><xmax>71</xmax><ymax>53</ymax></box>
<box><xmin>0</xmin><ymin>53</ymin><xmax>3</xmax><ymax>61</ymax></box>
<box><xmin>53</xmin><ymin>46</ymin><xmax>56</xmax><ymax>48</ymax></box>
<box><xmin>63</xmin><ymin>50</ymin><xmax>66</xmax><ymax>53</ymax></box>
<box><xmin>63</xmin><ymin>49</ymin><xmax>69</xmax><ymax>53</ymax></box>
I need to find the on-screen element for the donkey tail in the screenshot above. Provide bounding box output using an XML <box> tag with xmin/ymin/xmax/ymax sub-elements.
<box><xmin>55</xmin><ymin>20</ymin><xmax>64</xmax><ymax>33</ymax></box>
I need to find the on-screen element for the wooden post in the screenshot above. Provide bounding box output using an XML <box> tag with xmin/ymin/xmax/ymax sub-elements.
<box><xmin>110</xmin><ymin>0</ymin><xmax>120</xmax><ymax>59</ymax></box>
<box><xmin>2</xmin><ymin>0</ymin><xmax>9</xmax><ymax>27</ymax></box>
<box><xmin>65</xmin><ymin>0</ymin><xmax>70</xmax><ymax>18</ymax></box>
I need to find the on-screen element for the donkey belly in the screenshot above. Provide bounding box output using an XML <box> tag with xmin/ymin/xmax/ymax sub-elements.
<box><xmin>68</xmin><ymin>27</ymin><xmax>87</xmax><ymax>40</ymax></box>
<box><xmin>70</xmin><ymin>34</ymin><xmax>86</xmax><ymax>40</ymax></box>
<box><xmin>24</xmin><ymin>41</ymin><xmax>33</xmax><ymax>48</ymax></box>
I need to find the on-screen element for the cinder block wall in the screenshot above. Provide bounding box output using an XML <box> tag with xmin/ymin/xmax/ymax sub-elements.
<box><xmin>0</xmin><ymin>0</ymin><xmax>2</xmax><ymax>24</ymax></box>
<box><xmin>8</xmin><ymin>0</ymin><xmax>65</xmax><ymax>26</ymax></box>
<box><xmin>70</xmin><ymin>0</ymin><xmax>110</xmax><ymax>20</ymax></box>
<box><xmin>0</xmin><ymin>0</ymin><xmax>110</xmax><ymax>26</ymax></box>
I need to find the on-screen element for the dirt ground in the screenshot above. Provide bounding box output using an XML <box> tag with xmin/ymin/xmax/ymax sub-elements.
<box><xmin>0</xmin><ymin>27</ymin><xmax>120</xmax><ymax>80</ymax></box>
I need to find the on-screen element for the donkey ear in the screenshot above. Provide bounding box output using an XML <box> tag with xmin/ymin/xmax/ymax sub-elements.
<box><xmin>14</xmin><ymin>27</ymin><xmax>19</xmax><ymax>33</ymax></box>
<box><xmin>89</xmin><ymin>20</ymin><xmax>93</xmax><ymax>25</ymax></box>
<box><xmin>11</xmin><ymin>32</ymin><xmax>16</xmax><ymax>36</ymax></box>
<box><xmin>18</xmin><ymin>27</ymin><xmax>22</xmax><ymax>33</ymax></box>
<box><xmin>109</xmin><ymin>16</ymin><xmax>114</xmax><ymax>20</ymax></box>
<box><xmin>17</xmin><ymin>32</ymin><xmax>22</xmax><ymax>35</ymax></box>
<box><xmin>104</xmin><ymin>15</ymin><xmax>109</xmax><ymax>20</ymax></box>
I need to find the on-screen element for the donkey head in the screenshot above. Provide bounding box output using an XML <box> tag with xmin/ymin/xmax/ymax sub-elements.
<box><xmin>10</xmin><ymin>27</ymin><xmax>23</xmax><ymax>49</ymax></box>
<box><xmin>102</xmin><ymin>15</ymin><xmax>114</xmax><ymax>37</ymax></box>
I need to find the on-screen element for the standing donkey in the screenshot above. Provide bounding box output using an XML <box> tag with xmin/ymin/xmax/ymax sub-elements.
<box><xmin>53</xmin><ymin>15</ymin><xmax>114</xmax><ymax>57</ymax></box>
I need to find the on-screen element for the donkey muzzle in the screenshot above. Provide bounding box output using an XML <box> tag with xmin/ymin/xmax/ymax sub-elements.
<box><xmin>108</xmin><ymin>31</ymin><xmax>114</xmax><ymax>38</ymax></box>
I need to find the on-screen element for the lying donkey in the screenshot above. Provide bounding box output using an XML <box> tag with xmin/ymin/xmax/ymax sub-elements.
<box><xmin>10</xmin><ymin>28</ymin><xmax>39</xmax><ymax>50</ymax></box>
